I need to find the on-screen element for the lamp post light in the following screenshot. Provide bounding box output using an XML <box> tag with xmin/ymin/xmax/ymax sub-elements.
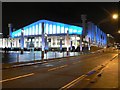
<box><xmin>20</xmin><ymin>29</ymin><xmax>24</xmax><ymax>54</ymax></box>
<box><xmin>118</xmin><ymin>30</ymin><xmax>120</xmax><ymax>34</ymax></box>
<box><xmin>112</xmin><ymin>13</ymin><xmax>118</xmax><ymax>20</ymax></box>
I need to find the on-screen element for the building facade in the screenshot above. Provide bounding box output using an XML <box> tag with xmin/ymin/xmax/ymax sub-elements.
<box><xmin>0</xmin><ymin>19</ymin><xmax>107</xmax><ymax>51</ymax></box>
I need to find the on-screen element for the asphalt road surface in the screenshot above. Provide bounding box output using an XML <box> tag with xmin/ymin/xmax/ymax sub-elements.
<box><xmin>2</xmin><ymin>50</ymin><xmax>119</xmax><ymax>89</ymax></box>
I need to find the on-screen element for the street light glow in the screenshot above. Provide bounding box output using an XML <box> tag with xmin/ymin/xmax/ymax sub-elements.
<box><xmin>112</xmin><ymin>14</ymin><xmax>118</xmax><ymax>19</ymax></box>
<box><xmin>118</xmin><ymin>30</ymin><xmax>120</xmax><ymax>34</ymax></box>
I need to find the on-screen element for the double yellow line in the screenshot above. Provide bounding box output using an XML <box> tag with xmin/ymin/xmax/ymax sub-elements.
<box><xmin>59</xmin><ymin>75</ymin><xmax>86</xmax><ymax>90</ymax></box>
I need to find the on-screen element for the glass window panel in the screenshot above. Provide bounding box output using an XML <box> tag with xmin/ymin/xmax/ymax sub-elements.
<box><xmin>57</xmin><ymin>25</ymin><xmax>60</xmax><ymax>34</ymax></box>
<box><xmin>29</xmin><ymin>27</ymin><xmax>32</xmax><ymax>35</ymax></box>
<box><xmin>65</xmin><ymin>27</ymin><xmax>68</xmax><ymax>33</ymax></box>
<box><xmin>32</xmin><ymin>25</ymin><xmax>35</xmax><ymax>35</ymax></box>
<box><xmin>39</xmin><ymin>23</ymin><xmax>42</xmax><ymax>35</ymax></box>
<box><xmin>53</xmin><ymin>24</ymin><xmax>56</xmax><ymax>34</ymax></box>
<box><xmin>69</xmin><ymin>28</ymin><xmax>72</xmax><ymax>34</ymax></box>
<box><xmin>73</xmin><ymin>29</ymin><xmax>77</xmax><ymax>33</ymax></box>
<box><xmin>23</xmin><ymin>28</ymin><xmax>26</xmax><ymax>36</ymax></box>
<box><xmin>49</xmin><ymin>24</ymin><xmax>52</xmax><ymax>34</ymax></box>
<box><xmin>45</xmin><ymin>23</ymin><xmax>49</xmax><ymax>34</ymax></box>
<box><xmin>61</xmin><ymin>26</ymin><xmax>64</xmax><ymax>33</ymax></box>
<box><xmin>36</xmin><ymin>24</ymin><xmax>38</xmax><ymax>35</ymax></box>
<box><xmin>26</xmin><ymin>28</ymin><xmax>28</xmax><ymax>36</ymax></box>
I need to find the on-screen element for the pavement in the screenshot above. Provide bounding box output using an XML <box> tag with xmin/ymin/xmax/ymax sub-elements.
<box><xmin>88</xmin><ymin>54</ymin><xmax>119</xmax><ymax>88</ymax></box>
<box><xmin>68</xmin><ymin>51</ymin><xmax>119</xmax><ymax>89</ymax></box>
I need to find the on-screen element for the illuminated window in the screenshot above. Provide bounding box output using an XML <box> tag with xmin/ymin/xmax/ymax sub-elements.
<box><xmin>53</xmin><ymin>25</ymin><xmax>56</xmax><ymax>34</ymax></box>
<box><xmin>39</xmin><ymin>23</ymin><xmax>42</xmax><ymax>35</ymax></box>
<box><xmin>24</xmin><ymin>29</ymin><xmax>26</xmax><ymax>36</ymax></box>
<box><xmin>29</xmin><ymin>27</ymin><xmax>32</xmax><ymax>35</ymax></box>
<box><xmin>61</xmin><ymin>26</ymin><xmax>64</xmax><ymax>33</ymax></box>
<box><xmin>57</xmin><ymin>25</ymin><xmax>60</xmax><ymax>34</ymax></box>
<box><xmin>49</xmin><ymin>24</ymin><xmax>52</xmax><ymax>34</ymax></box>
<box><xmin>73</xmin><ymin>29</ymin><xmax>77</xmax><ymax>33</ymax></box>
<box><xmin>26</xmin><ymin>28</ymin><xmax>28</xmax><ymax>36</ymax></box>
<box><xmin>32</xmin><ymin>26</ymin><xmax>35</xmax><ymax>35</ymax></box>
<box><xmin>69</xmin><ymin>28</ymin><xmax>72</xmax><ymax>34</ymax></box>
<box><xmin>45</xmin><ymin>23</ymin><xmax>49</xmax><ymax>34</ymax></box>
<box><xmin>36</xmin><ymin>24</ymin><xmax>38</xmax><ymax>35</ymax></box>
<box><xmin>77</xmin><ymin>29</ymin><xmax>82</xmax><ymax>34</ymax></box>
<box><xmin>65</xmin><ymin>27</ymin><xmax>68</xmax><ymax>33</ymax></box>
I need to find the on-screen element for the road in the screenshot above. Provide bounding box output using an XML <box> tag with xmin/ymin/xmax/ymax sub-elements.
<box><xmin>2</xmin><ymin>50</ymin><xmax>119</xmax><ymax>89</ymax></box>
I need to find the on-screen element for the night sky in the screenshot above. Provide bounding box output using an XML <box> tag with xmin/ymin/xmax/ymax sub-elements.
<box><xmin>2</xmin><ymin>2</ymin><xmax>119</xmax><ymax>42</ymax></box>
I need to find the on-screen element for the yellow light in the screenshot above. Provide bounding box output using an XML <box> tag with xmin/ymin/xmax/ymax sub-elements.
<box><xmin>112</xmin><ymin>14</ymin><xmax>118</xmax><ymax>19</ymax></box>
<box><xmin>118</xmin><ymin>30</ymin><xmax>120</xmax><ymax>34</ymax></box>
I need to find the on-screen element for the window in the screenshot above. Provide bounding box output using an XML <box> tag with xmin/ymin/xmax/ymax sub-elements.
<box><xmin>53</xmin><ymin>25</ymin><xmax>56</xmax><ymax>34</ymax></box>
<box><xmin>45</xmin><ymin>23</ymin><xmax>49</xmax><ymax>34</ymax></box>
<box><xmin>65</xmin><ymin>27</ymin><xmax>68</xmax><ymax>33</ymax></box>
<box><xmin>39</xmin><ymin>23</ymin><xmax>42</xmax><ymax>35</ymax></box>
<box><xmin>32</xmin><ymin>26</ymin><xmax>35</xmax><ymax>35</ymax></box>
<box><xmin>49</xmin><ymin>24</ymin><xmax>52</xmax><ymax>34</ymax></box>
<box><xmin>57</xmin><ymin>25</ymin><xmax>60</xmax><ymax>34</ymax></box>
<box><xmin>73</xmin><ymin>29</ymin><xmax>77</xmax><ymax>33</ymax></box>
<box><xmin>26</xmin><ymin>28</ymin><xmax>28</xmax><ymax>36</ymax></box>
<box><xmin>61</xmin><ymin>26</ymin><xmax>64</xmax><ymax>33</ymax></box>
<box><xmin>36</xmin><ymin>24</ymin><xmax>38</xmax><ymax>35</ymax></box>
<box><xmin>29</xmin><ymin>27</ymin><xmax>32</xmax><ymax>35</ymax></box>
<box><xmin>69</xmin><ymin>28</ymin><xmax>72</xmax><ymax>34</ymax></box>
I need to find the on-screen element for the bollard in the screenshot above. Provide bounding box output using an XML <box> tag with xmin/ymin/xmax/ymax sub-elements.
<box><xmin>63</xmin><ymin>51</ymin><xmax>64</xmax><ymax>57</ymax></box>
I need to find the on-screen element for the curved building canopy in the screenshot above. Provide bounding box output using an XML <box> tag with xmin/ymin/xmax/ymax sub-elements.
<box><xmin>12</xmin><ymin>19</ymin><xmax>83</xmax><ymax>38</ymax></box>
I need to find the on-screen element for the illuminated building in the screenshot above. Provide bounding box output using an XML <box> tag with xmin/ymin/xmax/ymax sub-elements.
<box><xmin>0</xmin><ymin>19</ymin><xmax>107</xmax><ymax>51</ymax></box>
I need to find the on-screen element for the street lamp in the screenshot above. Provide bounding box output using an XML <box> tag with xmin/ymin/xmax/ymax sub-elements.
<box><xmin>118</xmin><ymin>30</ymin><xmax>120</xmax><ymax>34</ymax></box>
<box><xmin>112</xmin><ymin>13</ymin><xmax>118</xmax><ymax>20</ymax></box>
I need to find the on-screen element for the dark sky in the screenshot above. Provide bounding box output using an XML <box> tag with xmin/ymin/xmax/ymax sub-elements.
<box><xmin>2</xmin><ymin>2</ymin><xmax>119</xmax><ymax>42</ymax></box>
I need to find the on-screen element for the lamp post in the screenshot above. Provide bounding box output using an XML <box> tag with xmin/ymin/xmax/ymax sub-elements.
<box><xmin>66</xmin><ymin>30</ymin><xmax>70</xmax><ymax>56</ymax></box>
<box><xmin>45</xmin><ymin>33</ymin><xmax>48</xmax><ymax>59</ymax></box>
<box><xmin>20</xmin><ymin>29</ymin><xmax>24</xmax><ymax>54</ymax></box>
<box><xmin>112</xmin><ymin>13</ymin><xmax>118</xmax><ymax>20</ymax></box>
<box><xmin>41</xmin><ymin>22</ymin><xmax>45</xmax><ymax>61</ymax></box>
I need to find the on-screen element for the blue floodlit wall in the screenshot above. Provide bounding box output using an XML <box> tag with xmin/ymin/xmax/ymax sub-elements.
<box><xmin>11</xmin><ymin>20</ymin><xmax>83</xmax><ymax>38</ymax></box>
<box><xmin>87</xmin><ymin>22</ymin><xmax>107</xmax><ymax>46</ymax></box>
